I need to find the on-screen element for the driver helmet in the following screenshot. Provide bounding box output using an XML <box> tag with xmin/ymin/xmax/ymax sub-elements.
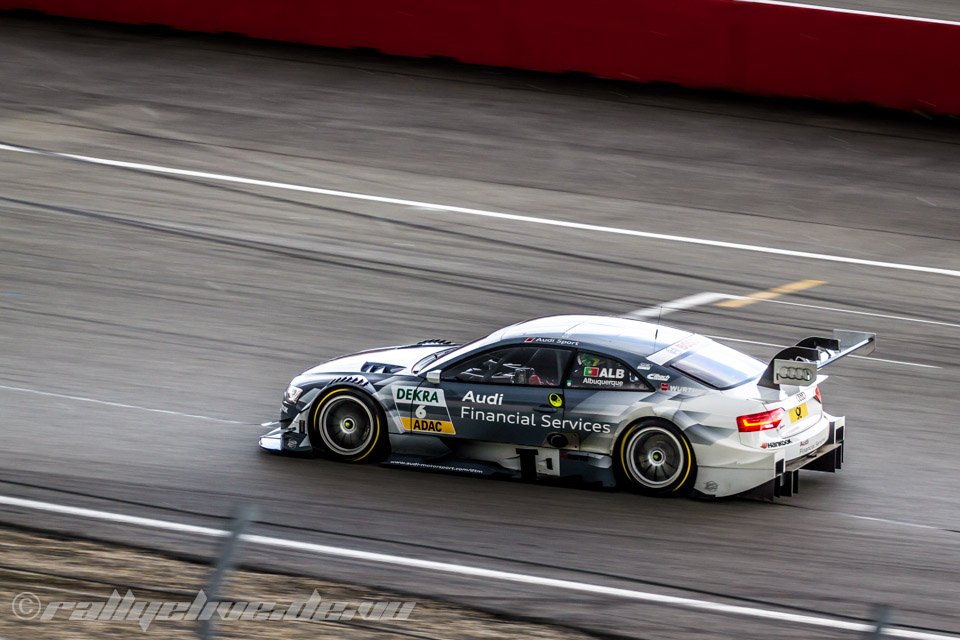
<box><xmin>578</xmin><ymin>353</ymin><xmax>601</xmax><ymax>367</ymax></box>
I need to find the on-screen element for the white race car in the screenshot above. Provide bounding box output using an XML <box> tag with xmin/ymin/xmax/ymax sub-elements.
<box><xmin>260</xmin><ymin>316</ymin><xmax>874</xmax><ymax>498</ymax></box>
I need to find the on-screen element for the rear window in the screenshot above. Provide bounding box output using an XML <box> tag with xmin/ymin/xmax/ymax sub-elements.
<box><xmin>670</xmin><ymin>341</ymin><xmax>765</xmax><ymax>389</ymax></box>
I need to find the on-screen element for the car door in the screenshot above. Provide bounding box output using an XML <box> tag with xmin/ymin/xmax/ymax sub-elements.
<box><xmin>415</xmin><ymin>345</ymin><xmax>572</xmax><ymax>446</ymax></box>
<box><xmin>561</xmin><ymin>350</ymin><xmax>655</xmax><ymax>449</ymax></box>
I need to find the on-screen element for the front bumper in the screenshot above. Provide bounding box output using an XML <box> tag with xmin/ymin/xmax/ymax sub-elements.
<box><xmin>259</xmin><ymin>422</ymin><xmax>313</xmax><ymax>454</ymax></box>
<box><xmin>259</xmin><ymin>390</ymin><xmax>322</xmax><ymax>454</ymax></box>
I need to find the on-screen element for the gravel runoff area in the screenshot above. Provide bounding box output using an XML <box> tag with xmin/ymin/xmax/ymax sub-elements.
<box><xmin>0</xmin><ymin>526</ymin><xmax>595</xmax><ymax>640</ymax></box>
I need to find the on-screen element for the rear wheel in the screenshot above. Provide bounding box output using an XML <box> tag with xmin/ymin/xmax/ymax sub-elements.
<box><xmin>615</xmin><ymin>419</ymin><xmax>696</xmax><ymax>497</ymax></box>
<box><xmin>309</xmin><ymin>388</ymin><xmax>389</xmax><ymax>463</ymax></box>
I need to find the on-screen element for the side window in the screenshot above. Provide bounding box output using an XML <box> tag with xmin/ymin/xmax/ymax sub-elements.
<box><xmin>443</xmin><ymin>347</ymin><xmax>571</xmax><ymax>387</ymax></box>
<box><xmin>568</xmin><ymin>351</ymin><xmax>649</xmax><ymax>391</ymax></box>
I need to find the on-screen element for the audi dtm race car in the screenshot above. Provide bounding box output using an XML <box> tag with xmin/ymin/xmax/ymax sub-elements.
<box><xmin>260</xmin><ymin>315</ymin><xmax>875</xmax><ymax>498</ymax></box>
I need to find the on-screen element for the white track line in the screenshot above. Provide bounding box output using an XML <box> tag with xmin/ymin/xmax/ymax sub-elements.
<box><xmin>842</xmin><ymin>513</ymin><xmax>947</xmax><ymax>532</ymax></box>
<box><xmin>631</xmin><ymin>292</ymin><xmax>960</xmax><ymax>329</ymax></box>
<box><xmin>705</xmin><ymin>335</ymin><xmax>939</xmax><ymax>369</ymax></box>
<box><xmin>738</xmin><ymin>298</ymin><xmax>960</xmax><ymax>330</ymax></box>
<box><xmin>625</xmin><ymin>295</ymin><xmax>939</xmax><ymax>368</ymax></box>
<box><xmin>0</xmin><ymin>384</ymin><xmax>246</xmax><ymax>424</ymax></box>
<box><xmin>0</xmin><ymin>495</ymin><xmax>955</xmax><ymax>640</ymax></box>
<box><xmin>625</xmin><ymin>292</ymin><xmax>732</xmax><ymax>318</ymax></box>
<box><xmin>1</xmin><ymin>142</ymin><xmax>958</xmax><ymax>278</ymax></box>
<box><xmin>735</xmin><ymin>0</ymin><xmax>960</xmax><ymax>26</ymax></box>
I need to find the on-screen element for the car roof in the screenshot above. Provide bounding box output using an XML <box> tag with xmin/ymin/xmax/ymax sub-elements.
<box><xmin>491</xmin><ymin>315</ymin><xmax>693</xmax><ymax>358</ymax></box>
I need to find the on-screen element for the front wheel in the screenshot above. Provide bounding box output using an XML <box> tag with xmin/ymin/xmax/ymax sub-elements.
<box><xmin>309</xmin><ymin>388</ymin><xmax>389</xmax><ymax>463</ymax></box>
<box><xmin>615</xmin><ymin>419</ymin><xmax>696</xmax><ymax>497</ymax></box>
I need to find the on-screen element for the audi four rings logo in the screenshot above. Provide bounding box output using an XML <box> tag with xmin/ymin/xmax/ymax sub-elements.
<box><xmin>778</xmin><ymin>366</ymin><xmax>813</xmax><ymax>381</ymax></box>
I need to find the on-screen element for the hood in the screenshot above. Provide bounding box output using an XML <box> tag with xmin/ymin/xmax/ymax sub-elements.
<box><xmin>292</xmin><ymin>344</ymin><xmax>453</xmax><ymax>384</ymax></box>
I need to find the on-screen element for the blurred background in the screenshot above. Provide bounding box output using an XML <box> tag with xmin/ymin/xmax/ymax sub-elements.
<box><xmin>0</xmin><ymin>2</ymin><xmax>958</xmax><ymax>639</ymax></box>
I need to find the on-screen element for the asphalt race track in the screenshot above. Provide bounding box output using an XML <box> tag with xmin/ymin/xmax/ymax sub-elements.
<box><xmin>1</xmin><ymin>16</ymin><xmax>959</xmax><ymax>640</ymax></box>
<box><xmin>795</xmin><ymin>0</ymin><xmax>960</xmax><ymax>21</ymax></box>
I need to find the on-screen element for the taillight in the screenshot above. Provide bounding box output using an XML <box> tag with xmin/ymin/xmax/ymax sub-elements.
<box><xmin>814</xmin><ymin>387</ymin><xmax>822</xmax><ymax>403</ymax></box>
<box><xmin>737</xmin><ymin>408</ymin><xmax>784</xmax><ymax>432</ymax></box>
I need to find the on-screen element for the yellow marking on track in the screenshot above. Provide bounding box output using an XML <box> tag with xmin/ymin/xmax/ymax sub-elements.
<box><xmin>716</xmin><ymin>279</ymin><xmax>826</xmax><ymax>309</ymax></box>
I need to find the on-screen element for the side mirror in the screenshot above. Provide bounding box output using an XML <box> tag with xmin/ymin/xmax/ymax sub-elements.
<box><xmin>425</xmin><ymin>370</ymin><xmax>441</xmax><ymax>385</ymax></box>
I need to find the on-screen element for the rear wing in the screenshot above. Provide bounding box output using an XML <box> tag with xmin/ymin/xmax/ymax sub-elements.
<box><xmin>758</xmin><ymin>330</ymin><xmax>876</xmax><ymax>388</ymax></box>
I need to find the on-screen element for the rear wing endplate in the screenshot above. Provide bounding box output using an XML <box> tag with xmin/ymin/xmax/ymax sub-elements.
<box><xmin>758</xmin><ymin>330</ymin><xmax>876</xmax><ymax>388</ymax></box>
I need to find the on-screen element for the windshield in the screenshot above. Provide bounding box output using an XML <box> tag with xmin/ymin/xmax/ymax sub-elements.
<box><xmin>670</xmin><ymin>341</ymin><xmax>765</xmax><ymax>389</ymax></box>
<box><xmin>411</xmin><ymin>346</ymin><xmax>459</xmax><ymax>374</ymax></box>
<box><xmin>414</xmin><ymin>335</ymin><xmax>503</xmax><ymax>374</ymax></box>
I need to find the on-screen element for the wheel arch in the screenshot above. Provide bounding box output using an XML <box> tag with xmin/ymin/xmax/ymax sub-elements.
<box><xmin>607</xmin><ymin>404</ymin><xmax>685</xmax><ymax>451</ymax></box>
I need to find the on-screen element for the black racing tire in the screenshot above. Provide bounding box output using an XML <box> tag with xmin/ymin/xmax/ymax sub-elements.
<box><xmin>614</xmin><ymin>419</ymin><xmax>696</xmax><ymax>497</ymax></box>
<box><xmin>308</xmin><ymin>387</ymin><xmax>390</xmax><ymax>463</ymax></box>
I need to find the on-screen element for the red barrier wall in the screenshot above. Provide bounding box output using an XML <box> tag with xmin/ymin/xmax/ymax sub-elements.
<box><xmin>3</xmin><ymin>0</ymin><xmax>959</xmax><ymax>114</ymax></box>
<box><xmin>729</xmin><ymin>2</ymin><xmax>960</xmax><ymax>114</ymax></box>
